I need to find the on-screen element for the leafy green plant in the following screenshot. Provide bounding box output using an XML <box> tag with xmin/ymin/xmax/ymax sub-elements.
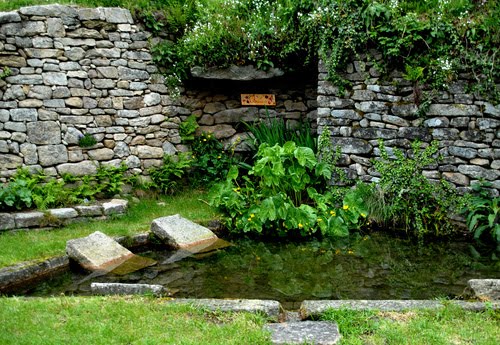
<box><xmin>371</xmin><ymin>140</ymin><xmax>461</xmax><ymax>241</ymax></box>
<box><xmin>317</xmin><ymin>128</ymin><xmax>350</xmax><ymax>184</ymax></box>
<box><xmin>0</xmin><ymin>178</ymin><xmax>33</xmax><ymax>210</ymax></box>
<box><xmin>0</xmin><ymin>164</ymin><xmax>129</xmax><ymax>212</ymax></box>
<box><xmin>0</xmin><ymin>66</ymin><xmax>11</xmax><ymax>79</ymax></box>
<box><xmin>209</xmin><ymin>141</ymin><xmax>367</xmax><ymax>237</ymax></box>
<box><xmin>189</xmin><ymin>132</ymin><xmax>237</xmax><ymax>187</ymax></box>
<box><xmin>179</xmin><ymin>114</ymin><xmax>199</xmax><ymax>143</ymax></box>
<box><xmin>78</xmin><ymin>133</ymin><xmax>97</xmax><ymax>148</ymax></box>
<box><xmin>148</xmin><ymin>153</ymin><xmax>192</xmax><ymax>194</ymax></box>
<box><xmin>462</xmin><ymin>182</ymin><xmax>500</xmax><ymax>245</ymax></box>
<box><xmin>94</xmin><ymin>163</ymin><xmax>129</xmax><ymax>198</ymax></box>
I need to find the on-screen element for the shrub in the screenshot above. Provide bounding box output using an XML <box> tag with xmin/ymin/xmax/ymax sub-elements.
<box><xmin>0</xmin><ymin>165</ymin><xmax>129</xmax><ymax>212</ymax></box>
<box><xmin>462</xmin><ymin>182</ymin><xmax>500</xmax><ymax>245</ymax></box>
<box><xmin>148</xmin><ymin>153</ymin><xmax>191</xmax><ymax>194</ymax></box>
<box><xmin>371</xmin><ymin>140</ymin><xmax>462</xmax><ymax>241</ymax></box>
<box><xmin>78</xmin><ymin>133</ymin><xmax>97</xmax><ymax>148</ymax></box>
<box><xmin>209</xmin><ymin>141</ymin><xmax>368</xmax><ymax>238</ymax></box>
<box><xmin>189</xmin><ymin>132</ymin><xmax>238</xmax><ymax>187</ymax></box>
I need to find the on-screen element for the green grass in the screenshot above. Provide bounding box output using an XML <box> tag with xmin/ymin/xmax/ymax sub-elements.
<box><xmin>320</xmin><ymin>304</ymin><xmax>500</xmax><ymax>345</ymax></box>
<box><xmin>0</xmin><ymin>296</ymin><xmax>272</xmax><ymax>345</ymax></box>
<box><xmin>0</xmin><ymin>190</ymin><xmax>220</xmax><ymax>268</ymax></box>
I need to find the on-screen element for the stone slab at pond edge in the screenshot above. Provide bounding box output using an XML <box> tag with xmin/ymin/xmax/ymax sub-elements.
<box><xmin>300</xmin><ymin>300</ymin><xmax>500</xmax><ymax>319</ymax></box>
<box><xmin>265</xmin><ymin>321</ymin><xmax>341</xmax><ymax>345</ymax></box>
<box><xmin>466</xmin><ymin>279</ymin><xmax>500</xmax><ymax>301</ymax></box>
<box><xmin>66</xmin><ymin>231</ymin><xmax>134</xmax><ymax>271</ymax></box>
<box><xmin>151</xmin><ymin>214</ymin><xmax>218</xmax><ymax>249</ymax></box>
<box><xmin>91</xmin><ymin>283</ymin><xmax>167</xmax><ymax>296</ymax></box>
<box><xmin>166</xmin><ymin>298</ymin><xmax>282</xmax><ymax>322</ymax></box>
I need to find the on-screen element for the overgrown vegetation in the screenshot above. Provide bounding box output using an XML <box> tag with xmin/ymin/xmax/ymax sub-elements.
<box><xmin>5</xmin><ymin>0</ymin><xmax>495</xmax><ymax>100</ymax></box>
<box><xmin>462</xmin><ymin>182</ymin><xmax>500</xmax><ymax>246</ymax></box>
<box><xmin>0</xmin><ymin>165</ymin><xmax>129</xmax><ymax>211</ymax></box>
<box><xmin>369</xmin><ymin>140</ymin><xmax>464</xmax><ymax>241</ymax></box>
<box><xmin>209</xmin><ymin>141</ymin><xmax>368</xmax><ymax>238</ymax></box>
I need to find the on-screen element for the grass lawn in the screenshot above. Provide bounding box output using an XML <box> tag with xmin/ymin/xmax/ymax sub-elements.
<box><xmin>1</xmin><ymin>296</ymin><xmax>499</xmax><ymax>345</ymax></box>
<box><xmin>320</xmin><ymin>305</ymin><xmax>500</xmax><ymax>345</ymax></box>
<box><xmin>0</xmin><ymin>296</ymin><xmax>272</xmax><ymax>345</ymax></box>
<box><xmin>0</xmin><ymin>189</ymin><xmax>220</xmax><ymax>268</ymax></box>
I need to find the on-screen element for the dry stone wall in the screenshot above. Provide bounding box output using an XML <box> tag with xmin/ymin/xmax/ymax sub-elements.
<box><xmin>0</xmin><ymin>5</ymin><xmax>317</xmax><ymax>181</ymax></box>
<box><xmin>317</xmin><ymin>55</ymin><xmax>500</xmax><ymax>194</ymax></box>
<box><xmin>0</xmin><ymin>5</ymin><xmax>179</xmax><ymax>180</ymax></box>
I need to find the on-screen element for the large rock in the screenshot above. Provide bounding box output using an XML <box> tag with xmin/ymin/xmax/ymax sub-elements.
<box><xmin>27</xmin><ymin>121</ymin><xmax>61</xmax><ymax>145</ymax></box>
<box><xmin>191</xmin><ymin>65</ymin><xmax>284</xmax><ymax>80</ymax></box>
<box><xmin>466</xmin><ymin>279</ymin><xmax>500</xmax><ymax>300</ymax></box>
<box><xmin>151</xmin><ymin>214</ymin><xmax>218</xmax><ymax>249</ymax></box>
<box><xmin>66</xmin><ymin>231</ymin><xmax>134</xmax><ymax>271</ymax></box>
<box><xmin>265</xmin><ymin>321</ymin><xmax>341</xmax><ymax>345</ymax></box>
<box><xmin>90</xmin><ymin>283</ymin><xmax>167</xmax><ymax>296</ymax></box>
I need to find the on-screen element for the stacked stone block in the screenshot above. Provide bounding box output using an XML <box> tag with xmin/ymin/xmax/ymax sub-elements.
<box><xmin>317</xmin><ymin>55</ymin><xmax>500</xmax><ymax>193</ymax></box>
<box><xmin>0</xmin><ymin>5</ymin><xmax>179</xmax><ymax>180</ymax></box>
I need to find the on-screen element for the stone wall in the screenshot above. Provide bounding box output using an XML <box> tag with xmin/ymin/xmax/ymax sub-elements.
<box><xmin>0</xmin><ymin>5</ymin><xmax>180</xmax><ymax>181</ymax></box>
<box><xmin>0</xmin><ymin>5</ymin><xmax>317</xmax><ymax>181</ymax></box>
<box><xmin>317</xmin><ymin>55</ymin><xmax>500</xmax><ymax>194</ymax></box>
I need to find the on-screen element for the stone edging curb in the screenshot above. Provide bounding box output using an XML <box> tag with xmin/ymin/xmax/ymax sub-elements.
<box><xmin>0</xmin><ymin>199</ymin><xmax>128</xmax><ymax>231</ymax></box>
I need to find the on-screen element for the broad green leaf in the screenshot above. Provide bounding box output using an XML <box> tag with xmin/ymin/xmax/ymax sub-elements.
<box><xmin>294</xmin><ymin>146</ymin><xmax>316</xmax><ymax>167</ymax></box>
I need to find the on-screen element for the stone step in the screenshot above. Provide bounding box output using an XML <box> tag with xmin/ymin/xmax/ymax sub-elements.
<box><xmin>150</xmin><ymin>214</ymin><xmax>218</xmax><ymax>249</ymax></box>
<box><xmin>265</xmin><ymin>321</ymin><xmax>341</xmax><ymax>345</ymax></box>
<box><xmin>66</xmin><ymin>231</ymin><xmax>135</xmax><ymax>271</ymax></box>
<box><xmin>90</xmin><ymin>283</ymin><xmax>167</xmax><ymax>296</ymax></box>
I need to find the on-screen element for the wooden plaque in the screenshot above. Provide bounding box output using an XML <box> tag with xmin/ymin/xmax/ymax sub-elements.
<box><xmin>241</xmin><ymin>94</ymin><xmax>276</xmax><ymax>106</ymax></box>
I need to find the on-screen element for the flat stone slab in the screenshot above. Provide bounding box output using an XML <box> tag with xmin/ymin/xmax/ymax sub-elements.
<box><xmin>265</xmin><ymin>321</ymin><xmax>341</xmax><ymax>345</ymax></box>
<box><xmin>151</xmin><ymin>214</ymin><xmax>218</xmax><ymax>249</ymax></box>
<box><xmin>66</xmin><ymin>231</ymin><xmax>134</xmax><ymax>271</ymax></box>
<box><xmin>102</xmin><ymin>199</ymin><xmax>128</xmax><ymax>216</ymax></box>
<box><xmin>300</xmin><ymin>300</ymin><xmax>500</xmax><ymax>319</ymax></box>
<box><xmin>191</xmin><ymin>65</ymin><xmax>284</xmax><ymax>80</ymax></box>
<box><xmin>91</xmin><ymin>283</ymin><xmax>166</xmax><ymax>296</ymax></box>
<box><xmin>466</xmin><ymin>279</ymin><xmax>500</xmax><ymax>300</ymax></box>
<box><xmin>167</xmin><ymin>298</ymin><xmax>282</xmax><ymax>322</ymax></box>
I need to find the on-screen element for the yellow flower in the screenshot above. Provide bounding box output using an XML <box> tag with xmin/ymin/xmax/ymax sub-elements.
<box><xmin>250</xmin><ymin>213</ymin><xmax>255</xmax><ymax>218</ymax></box>
<box><xmin>330</xmin><ymin>210</ymin><xmax>336</xmax><ymax>216</ymax></box>
<box><xmin>203</xmin><ymin>138</ymin><xmax>207</xmax><ymax>142</ymax></box>
<box><xmin>361</xmin><ymin>213</ymin><xmax>366</xmax><ymax>217</ymax></box>
<box><xmin>298</xmin><ymin>223</ymin><xmax>303</xmax><ymax>228</ymax></box>
<box><xmin>343</xmin><ymin>205</ymin><xmax>349</xmax><ymax>210</ymax></box>
<box><xmin>217</xmin><ymin>155</ymin><xmax>221</xmax><ymax>159</ymax></box>
<box><xmin>348</xmin><ymin>250</ymin><xmax>354</xmax><ymax>255</ymax></box>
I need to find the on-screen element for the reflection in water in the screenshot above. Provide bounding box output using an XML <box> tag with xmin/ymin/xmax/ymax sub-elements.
<box><xmin>30</xmin><ymin>233</ymin><xmax>500</xmax><ymax>306</ymax></box>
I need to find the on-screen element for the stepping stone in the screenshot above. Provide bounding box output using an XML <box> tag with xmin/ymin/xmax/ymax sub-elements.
<box><xmin>265</xmin><ymin>321</ymin><xmax>341</xmax><ymax>345</ymax></box>
<box><xmin>66</xmin><ymin>231</ymin><xmax>134</xmax><ymax>271</ymax></box>
<box><xmin>467</xmin><ymin>279</ymin><xmax>500</xmax><ymax>300</ymax></box>
<box><xmin>151</xmin><ymin>214</ymin><xmax>218</xmax><ymax>250</ymax></box>
<box><xmin>91</xmin><ymin>283</ymin><xmax>167</xmax><ymax>296</ymax></box>
<box><xmin>168</xmin><ymin>298</ymin><xmax>282</xmax><ymax>322</ymax></box>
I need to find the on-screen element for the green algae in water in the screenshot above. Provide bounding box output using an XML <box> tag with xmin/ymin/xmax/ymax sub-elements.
<box><xmin>28</xmin><ymin>233</ymin><xmax>500</xmax><ymax>303</ymax></box>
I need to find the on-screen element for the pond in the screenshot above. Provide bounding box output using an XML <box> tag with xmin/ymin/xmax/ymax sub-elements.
<box><xmin>29</xmin><ymin>233</ymin><xmax>499</xmax><ymax>309</ymax></box>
